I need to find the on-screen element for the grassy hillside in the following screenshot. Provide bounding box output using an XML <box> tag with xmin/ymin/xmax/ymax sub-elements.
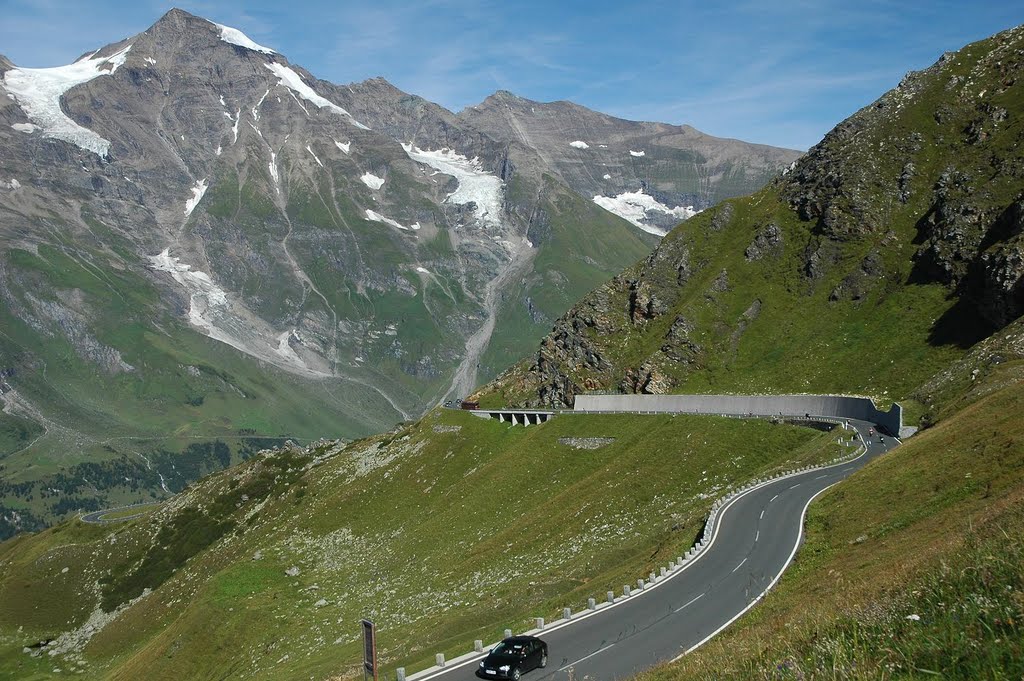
<box><xmin>638</xmin><ymin>349</ymin><xmax>1024</xmax><ymax>679</ymax></box>
<box><xmin>0</xmin><ymin>239</ymin><xmax>405</xmax><ymax>535</ymax></box>
<box><xmin>0</xmin><ymin>410</ymin><xmax>852</xmax><ymax>680</ymax></box>
<box><xmin>2</xmin><ymin>21</ymin><xmax>1022</xmax><ymax>681</ymax></box>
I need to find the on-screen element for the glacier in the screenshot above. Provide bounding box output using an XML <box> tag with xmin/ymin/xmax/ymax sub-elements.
<box><xmin>2</xmin><ymin>44</ymin><xmax>132</xmax><ymax>157</ymax></box>
<box><xmin>213</xmin><ymin>22</ymin><xmax>276</xmax><ymax>54</ymax></box>
<box><xmin>592</xmin><ymin>188</ymin><xmax>698</xmax><ymax>236</ymax></box>
<box><xmin>401</xmin><ymin>143</ymin><xmax>503</xmax><ymax>227</ymax></box>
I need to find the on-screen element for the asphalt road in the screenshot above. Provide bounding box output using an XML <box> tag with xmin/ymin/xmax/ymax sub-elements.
<box><xmin>416</xmin><ymin>419</ymin><xmax>896</xmax><ymax>681</ymax></box>
<box><xmin>80</xmin><ymin>501</ymin><xmax>161</xmax><ymax>524</ymax></box>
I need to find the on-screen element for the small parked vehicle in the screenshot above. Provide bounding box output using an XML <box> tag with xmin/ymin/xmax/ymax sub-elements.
<box><xmin>477</xmin><ymin>636</ymin><xmax>548</xmax><ymax>680</ymax></box>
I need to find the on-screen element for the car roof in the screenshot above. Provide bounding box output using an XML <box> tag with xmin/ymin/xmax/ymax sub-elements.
<box><xmin>504</xmin><ymin>635</ymin><xmax>541</xmax><ymax>643</ymax></box>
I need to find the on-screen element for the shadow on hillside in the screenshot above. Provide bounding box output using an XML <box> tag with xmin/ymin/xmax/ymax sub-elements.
<box><xmin>928</xmin><ymin>297</ymin><xmax>996</xmax><ymax>349</ymax></box>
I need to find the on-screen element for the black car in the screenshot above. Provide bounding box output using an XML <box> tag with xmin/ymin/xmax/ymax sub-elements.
<box><xmin>476</xmin><ymin>636</ymin><xmax>548</xmax><ymax>680</ymax></box>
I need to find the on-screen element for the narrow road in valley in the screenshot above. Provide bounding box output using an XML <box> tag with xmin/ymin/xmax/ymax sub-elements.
<box><xmin>80</xmin><ymin>501</ymin><xmax>163</xmax><ymax>524</ymax></box>
<box><xmin>414</xmin><ymin>420</ymin><xmax>896</xmax><ymax>681</ymax></box>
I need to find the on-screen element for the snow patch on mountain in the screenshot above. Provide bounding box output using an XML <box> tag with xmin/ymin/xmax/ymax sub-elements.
<box><xmin>569</xmin><ymin>140</ymin><xmax>590</xmax><ymax>149</ymax></box>
<box><xmin>592</xmin><ymin>188</ymin><xmax>698</xmax><ymax>236</ymax></box>
<box><xmin>264</xmin><ymin>63</ymin><xmax>369</xmax><ymax>129</ymax></box>
<box><xmin>184</xmin><ymin>179</ymin><xmax>209</xmax><ymax>217</ymax></box>
<box><xmin>415</xmin><ymin>266</ymin><xmax>431</xmax><ymax>274</ymax></box>
<box><xmin>11</xmin><ymin>123</ymin><xmax>38</xmax><ymax>133</ymax></box>
<box><xmin>287</xmin><ymin>90</ymin><xmax>310</xmax><ymax>116</ymax></box>
<box><xmin>2</xmin><ymin>44</ymin><xmax>132</xmax><ymax>157</ymax></box>
<box><xmin>149</xmin><ymin>250</ymin><xmax>329</xmax><ymax>377</ymax></box>
<box><xmin>366</xmin><ymin>209</ymin><xmax>418</xmax><ymax>231</ymax></box>
<box><xmin>253</xmin><ymin>89</ymin><xmax>270</xmax><ymax>121</ymax></box>
<box><xmin>602</xmin><ymin>173</ymin><xmax>611</xmax><ymax>180</ymax></box>
<box><xmin>269</xmin><ymin>152</ymin><xmax>280</xmax><ymax>192</ymax></box>
<box><xmin>401</xmin><ymin>143</ymin><xmax>503</xmax><ymax>226</ymax></box>
<box><xmin>149</xmin><ymin>250</ymin><xmax>226</xmax><ymax>332</ymax></box>
<box><xmin>629</xmin><ymin>150</ymin><xmax>646</xmax><ymax>157</ymax></box>
<box><xmin>223</xmin><ymin>108</ymin><xmax>240</xmax><ymax>143</ymax></box>
<box><xmin>306</xmin><ymin>145</ymin><xmax>323</xmax><ymax>167</ymax></box>
<box><xmin>214</xmin><ymin>23</ymin><xmax>276</xmax><ymax>54</ymax></box>
<box><xmin>275</xmin><ymin>330</ymin><xmax>303</xmax><ymax>364</ymax></box>
<box><xmin>360</xmin><ymin>172</ymin><xmax>384</xmax><ymax>190</ymax></box>
<box><xmin>334</xmin><ymin>140</ymin><xmax>351</xmax><ymax>154</ymax></box>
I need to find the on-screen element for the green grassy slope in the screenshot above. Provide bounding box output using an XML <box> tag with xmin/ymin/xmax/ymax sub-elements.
<box><xmin>0</xmin><ymin>410</ymin><xmax>852</xmax><ymax>680</ymax></box>
<box><xmin>0</xmin><ymin>238</ymin><xmax>405</xmax><ymax>535</ymax></box>
<box><xmin>638</xmin><ymin>349</ymin><xmax>1024</xmax><ymax>680</ymax></box>
<box><xmin>2</xmin><ymin>21</ymin><xmax>1022</xmax><ymax>681</ymax></box>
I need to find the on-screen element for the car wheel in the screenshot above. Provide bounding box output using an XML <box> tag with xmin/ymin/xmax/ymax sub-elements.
<box><xmin>540</xmin><ymin>654</ymin><xmax>547</xmax><ymax>669</ymax></box>
<box><xmin>512</xmin><ymin>668</ymin><xmax>521</xmax><ymax>680</ymax></box>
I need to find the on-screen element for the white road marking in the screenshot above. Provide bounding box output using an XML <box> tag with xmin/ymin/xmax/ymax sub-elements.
<box><xmin>770</xmin><ymin>494</ymin><xmax>779</xmax><ymax>502</ymax></box>
<box><xmin>731</xmin><ymin>557</ymin><xmax>747</xmax><ymax>573</ymax></box>
<box><xmin>789</xmin><ymin>483</ymin><xmax>800</xmax><ymax>490</ymax></box>
<box><xmin>759</xmin><ymin>509</ymin><xmax>764</xmax><ymax>519</ymax></box>
<box><xmin>558</xmin><ymin>643</ymin><xmax>615</xmax><ymax>671</ymax></box>
<box><xmin>674</xmin><ymin>592</ymin><xmax>705</xmax><ymax>612</ymax></box>
<box><xmin>815</xmin><ymin>474</ymin><xmax>827</xmax><ymax>480</ymax></box>
<box><xmin>676</xmin><ymin>481</ymin><xmax>842</xmax><ymax>660</ymax></box>
<box><xmin>755</xmin><ymin>530</ymin><xmax>760</xmax><ymax>542</ymax></box>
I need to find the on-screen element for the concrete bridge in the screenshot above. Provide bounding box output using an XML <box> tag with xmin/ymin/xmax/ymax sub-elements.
<box><xmin>471</xmin><ymin>409</ymin><xmax>556</xmax><ymax>426</ymax></box>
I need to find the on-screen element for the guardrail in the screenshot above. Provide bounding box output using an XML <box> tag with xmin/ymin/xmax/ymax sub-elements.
<box><xmin>573</xmin><ymin>394</ymin><xmax>902</xmax><ymax>436</ymax></box>
<box><xmin>400</xmin><ymin>418</ymin><xmax>867</xmax><ymax>681</ymax></box>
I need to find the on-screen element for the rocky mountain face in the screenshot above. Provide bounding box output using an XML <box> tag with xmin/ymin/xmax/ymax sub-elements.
<box><xmin>460</xmin><ymin>92</ymin><xmax>801</xmax><ymax>234</ymax></box>
<box><xmin>481</xmin><ymin>25</ymin><xmax>1024</xmax><ymax>412</ymax></box>
<box><xmin>0</xmin><ymin>9</ymin><xmax>796</xmax><ymax>530</ymax></box>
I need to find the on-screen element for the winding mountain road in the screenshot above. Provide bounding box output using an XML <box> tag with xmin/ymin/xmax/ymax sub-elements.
<box><xmin>413</xmin><ymin>419</ymin><xmax>896</xmax><ymax>681</ymax></box>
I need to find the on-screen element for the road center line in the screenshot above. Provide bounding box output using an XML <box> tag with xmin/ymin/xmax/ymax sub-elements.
<box><xmin>759</xmin><ymin>509</ymin><xmax>764</xmax><ymax>519</ymax></box>
<box><xmin>815</xmin><ymin>474</ymin><xmax>827</xmax><ymax>480</ymax></box>
<box><xmin>789</xmin><ymin>483</ymin><xmax>800</xmax><ymax>490</ymax></box>
<box><xmin>558</xmin><ymin>643</ymin><xmax>615</xmax><ymax>671</ymax></box>
<box><xmin>770</xmin><ymin>493</ymin><xmax>779</xmax><ymax>502</ymax></box>
<box><xmin>674</xmin><ymin>592</ymin><xmax>705</xmax><ymax>613</ymax></box>
<box><xmin>731</xmin><ymin>557</ymin><xmax>747</xmax><ymax>573</ymax></box>
<box><xmin>755</xmin><ymin>530</ymin><xmax>760</xmax><ymax>542</ymax></box>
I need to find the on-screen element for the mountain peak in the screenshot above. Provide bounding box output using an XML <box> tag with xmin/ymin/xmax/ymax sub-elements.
<box><xmin>144</xmin><ymin>8</ymin><xmax>276</xmax><ymax>55</ymax></box>
<box><xmin>148</xmin><ymin>7</ymin><xmax>202</xmax><ymax>32</ymax></box>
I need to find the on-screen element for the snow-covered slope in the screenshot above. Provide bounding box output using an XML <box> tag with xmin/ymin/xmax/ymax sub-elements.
<box><xmin>2</xmin><ymin>44</ymin><xmax>132</xmax><ymax>156</ymax></box>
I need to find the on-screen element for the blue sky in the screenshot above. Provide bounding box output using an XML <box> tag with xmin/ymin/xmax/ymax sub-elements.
<box><xmin>1</xmin><ymin>1</ymin><xmax>1019</xmax><ymax>150</ymax></box>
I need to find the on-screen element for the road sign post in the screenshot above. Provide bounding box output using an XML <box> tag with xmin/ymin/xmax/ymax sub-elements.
<box><xmin>362</xmin><ymin>619</ymin><xmax>378</xmax><ymax>681</ymax></box>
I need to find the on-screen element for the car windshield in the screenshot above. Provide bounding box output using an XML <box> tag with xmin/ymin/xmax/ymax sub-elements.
<box><xmin>491</xmin><ymin>641</ymin><xmax>528</xmax><ymax>657</ymax></box>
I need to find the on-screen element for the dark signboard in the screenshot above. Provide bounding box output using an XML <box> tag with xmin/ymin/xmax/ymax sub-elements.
<box><xmin>362</xmin><ymin>619</ymin><xmax>377</xmax><ymax>681</ymax></box>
